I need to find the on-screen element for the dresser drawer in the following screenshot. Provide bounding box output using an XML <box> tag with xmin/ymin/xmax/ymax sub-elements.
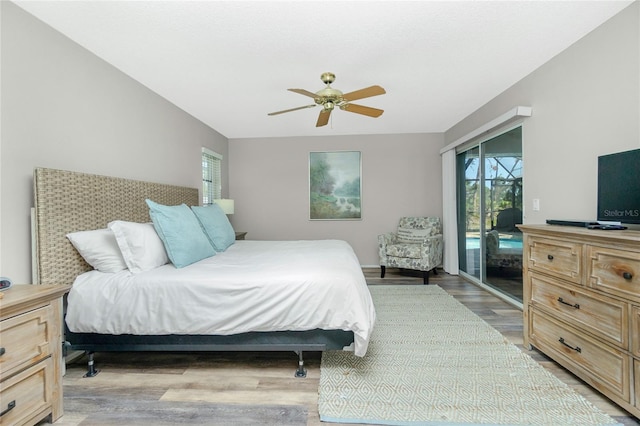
<box><xmin>529</xmin><ymin>274</ymin><xmax>627</xmax><ymax>349</ymax></box>
<box><xmin>529</xmin><ymin>309</ymin><xmax>630</xmax><ymax>401</ymax></box>
<box><xmin>588</xmin><ymin>246</ymin><xmax>640</xmax><ymax>303</ymax></box>
<box><xmin>0</xmin><ymin>357</ymin><xmax>53</xmax><ymax>426</ymax></box>
<box><xmin>527</xmin><ymin>237</ymin><xmax>583</xmax><ymax>285</ymax></box>
<box><xmin>0</xmin><ymin>305</ymin><xmax>53</xmax><ymax>379</ymax></box>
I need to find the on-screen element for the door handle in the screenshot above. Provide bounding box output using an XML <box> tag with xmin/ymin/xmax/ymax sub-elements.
<box><xmin>557</xmin><ymin>297</ymin><xmax>580</xmax><ymax>309</ymax></box>
<box><xmin>559</xmin><ymin>337</ymin><xmax>581</xmax><ymax>353</ymax></box>
<box><xmin>0</xmin><ymin>400</ymin><xmax>16</xmax><ymax>417</ymax></box>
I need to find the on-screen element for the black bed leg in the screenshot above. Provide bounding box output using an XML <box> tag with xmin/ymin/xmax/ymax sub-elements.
<box><xmin>294</xmin><ymin>351</ymin><xmax>307</xmax><ymax>378</ymax></box>
<box><xmin>381</xmin><ymin>265</ymin><xmax>386</xmax><ymax>278</ymax></box>
<box><xmin>83</xmin><ymin>351</ymin><xmax>99</xmax><ymax>378</ymax></box>
<box><xmin>423</xmin><ymin>270</ymin><xmax>429</xmax><ymax>285</ymax></box>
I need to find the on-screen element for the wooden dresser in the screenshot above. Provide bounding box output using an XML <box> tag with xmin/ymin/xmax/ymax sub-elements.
<box><xmin>521</xmin><ymin>225</ymin><xmax>640</xmax><ymax>418</ymax></box>
<box><xmin>0</xmin><ymin>284</ymin><xmax>70</xmax><ymax>425</ymax></box>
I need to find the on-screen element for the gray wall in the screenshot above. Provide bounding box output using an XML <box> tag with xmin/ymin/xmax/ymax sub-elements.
<box><xmin>2</xmin><ymin>1</ymin><xmax>638</xmax><ymax>281</ymax></box>
<box><xmin>228</xmin><ymin>133</ymin><xmax>444</xmax><ymax>266</ymax></box>
<box><xmin>1</xmin><ymin>2</ymin><xmax>229</xmax><ymax>283</ymax></box>
<box><xmin>446</xmin><ymin>1</ymin><xmax>640</xmax><ymax>225</ymax></box>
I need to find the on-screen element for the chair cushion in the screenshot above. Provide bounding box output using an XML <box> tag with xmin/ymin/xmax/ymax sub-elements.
<box><xmin>486</xmin><ymin>252</ymin><xmax>523</xmax><ymax>269</ymax></box>
<box><xmin>386</xmin><ymin>243</ymin><xmax>422</xmax><ymax>259</ymax></box>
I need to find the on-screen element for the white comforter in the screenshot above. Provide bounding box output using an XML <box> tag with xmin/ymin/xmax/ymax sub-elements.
<box><xmin>66</xmin><ymin>240</ymin><xmax>376</xmax><ymax>356</ymax></box>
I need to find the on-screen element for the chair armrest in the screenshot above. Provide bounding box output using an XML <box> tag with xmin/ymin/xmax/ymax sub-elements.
<box><xmin>420</xmin><ymin>234</ymin><xmax>444</xmax><ymax>267</ymax></box>
<box><xmin>420</xmin><ymin>234</ymin><xmax>442</xmax><ymax>247</ymax></box>
<box><xmin>378</xmin><ymin>232</ymin><xmax>397</xmax><ymax>246</ymax></box>
<box><xmin>377</xmin><ymin>233</ymin><xmax>397</xmax><ymax>265</ymax></box>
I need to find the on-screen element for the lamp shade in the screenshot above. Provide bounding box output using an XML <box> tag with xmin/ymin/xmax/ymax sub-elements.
<box><xmin>214</xmin><ymin>199</ymin><xmax>234</xmax><ymax>214</ymax></box>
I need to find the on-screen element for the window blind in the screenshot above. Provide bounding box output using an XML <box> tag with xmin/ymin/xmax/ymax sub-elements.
<box><xmin>202</xmin><ymin>148</ymin><xmax>222</xmax><ymax>204</ymax></box>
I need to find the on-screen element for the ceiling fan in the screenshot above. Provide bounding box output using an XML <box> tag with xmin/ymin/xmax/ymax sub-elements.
<box><xmin>268</xmin><ymin>72</ymin><xmax>386</xmax><ymax>127</ymax></box>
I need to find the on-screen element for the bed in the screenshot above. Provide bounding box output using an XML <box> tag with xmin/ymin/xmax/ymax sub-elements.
<box><xmin>33</xmin><ymin>167</ymin><xmax>376</xmax><ymax>377</ymax></box>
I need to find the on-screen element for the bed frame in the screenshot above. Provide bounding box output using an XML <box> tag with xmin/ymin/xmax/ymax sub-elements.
<box><xmin>33</xmin><ymin>167</ymin><xmax>354</xmax><ymax>377</ymax></box>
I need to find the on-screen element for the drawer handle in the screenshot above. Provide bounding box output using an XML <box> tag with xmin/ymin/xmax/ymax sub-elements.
<box><xmin>623</xmin><ymin>271</ymin><xmax>633</xmax><ymax>280</ymax></box>
<box><xmin>547</xmin><ymin>254</ymin><xmax>554</xmax><ymax>261</ymax></box>
<box><xmin>557</xmin><ymin>297</ymin><xmax>580</xmax><ymax>309</ymax></box>
<box><xmin>559</xmin><ymin>337</ymin><xmax>581</xmax><ymax>353</ymax></box>
<box><xmin>0</xmin><ymin>400</ymin><xmax>16</xmax><ymax>417</ymax></box>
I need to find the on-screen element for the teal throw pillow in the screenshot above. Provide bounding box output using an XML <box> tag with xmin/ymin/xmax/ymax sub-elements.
<box><xmin>191</xmin><ymin>204</ymin><xmax>236</xmax><ymax>252</ymax></box>
<box><xmin>145</xmin><ymin>199</ymin><xmax>215</xmax><ymax>268</ymax></box>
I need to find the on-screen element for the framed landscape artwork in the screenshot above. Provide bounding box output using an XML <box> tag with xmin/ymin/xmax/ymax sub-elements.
<box><xmin>309</xmin><ymin>151</ymin><xmax>362</xmax><ymax>220</ymax></box>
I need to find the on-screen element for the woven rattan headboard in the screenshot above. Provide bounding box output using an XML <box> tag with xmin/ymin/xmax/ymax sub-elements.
<box><xmin>33</xmin><ymin>167</ymin><xmax>199</xmax><ymax>285</ymax></box>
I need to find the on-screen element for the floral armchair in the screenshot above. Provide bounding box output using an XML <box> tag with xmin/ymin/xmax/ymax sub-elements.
<box><xmin>485</xmin><ymin>229</ymin><xmax>522</xmax><ymax>272</ymax></box>
<box><xmin>378</xmin><ymin>217</ymin><xmax>444</xmax><ymax>284</ymax></box>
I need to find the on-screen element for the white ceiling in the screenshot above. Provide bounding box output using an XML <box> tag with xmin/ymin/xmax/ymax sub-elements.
<box><xmin>14</xmin><ymin>0</ymin><xmax>634</xmax><ymax>139</ymax></box>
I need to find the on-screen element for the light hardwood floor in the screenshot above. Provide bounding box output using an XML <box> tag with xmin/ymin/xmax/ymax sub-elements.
<box><xmin>44</xmin><ymin>268</ymin><xmax>639</xmax><ymax>425</ymax></box>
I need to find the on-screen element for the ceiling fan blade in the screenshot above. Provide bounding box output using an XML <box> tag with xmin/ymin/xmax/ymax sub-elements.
<box><xmin>268</xmin><ymin>104</ymin><xmax>316</xmax><ymax>116</ymax></box>
<box><xmin>342</xmin><ymin>85</ymin><xmax>386</xmax><ymax>102</ymax></box>
<box><xmin>288</xmin><ymin>88</ymin><xmax>318</xmax><ymax>99</ymax></box>
<box><xmin>341</xmin><ymin>103</ymin><xmax>384</xmax><ymax>118</ymax></box>
<box><xmin>316</xmin><ymin>109</ymin><xmax>331</xmax><ymax>127</ymax></box>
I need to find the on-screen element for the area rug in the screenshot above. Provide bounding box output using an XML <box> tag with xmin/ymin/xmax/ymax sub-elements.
<box><xmin>319</xmin><ymin>285</ymin><xmax>621</xmax><ymax>426</ymax></box>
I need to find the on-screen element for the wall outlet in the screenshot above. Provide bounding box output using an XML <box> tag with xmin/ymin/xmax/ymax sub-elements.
<box><xmin>533</xmin><ymin>198</ymin><xmax>540</xmax><ymax>211</ymax></box>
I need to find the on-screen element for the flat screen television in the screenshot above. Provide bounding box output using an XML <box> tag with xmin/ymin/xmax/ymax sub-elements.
<box><xmin>597</xmin><ymin>148</ymin><xmax>640</xmax><ymax>225</ymax></box>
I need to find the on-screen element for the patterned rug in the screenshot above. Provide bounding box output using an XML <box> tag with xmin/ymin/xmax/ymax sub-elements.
<box><xmin>319</xmin><ymin>285</ymin><xmax>621</xmax><ymax>426</ymax></box>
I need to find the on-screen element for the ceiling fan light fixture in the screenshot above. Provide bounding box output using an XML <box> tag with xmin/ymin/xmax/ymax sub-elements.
<box><xmin>268</xmin><ymin>72</ymin><xmax>386</xmax><ymax>127</ymax></box>
<box><xmin>315</xmin><ymin>87</ymin><xmax>343</xmax><ymax>101</ymax></box>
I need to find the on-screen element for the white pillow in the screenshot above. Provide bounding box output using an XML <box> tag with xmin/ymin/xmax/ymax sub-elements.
<box><xmin>66</xmin><ymin>228</ymin><xmax>128</xmax><ymax>273</ymax></box>
<box><xmin>396</xmin><ymin>227</ymin><xmax>431</xmax><ymax>244</ymax></box>
<box><xmin>108</xmin><ymin>221</ymin><xmax>169</xmax><ymax>273</ymax></box>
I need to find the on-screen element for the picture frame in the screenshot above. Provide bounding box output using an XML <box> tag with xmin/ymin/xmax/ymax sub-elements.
<box><xmin>309</xmin><ymin>151</ymin><xmax>362</xmax><ymax>220</ymax></box>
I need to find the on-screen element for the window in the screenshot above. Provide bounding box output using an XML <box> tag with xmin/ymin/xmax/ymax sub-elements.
<box><xmin>202</xmin><ymin>148</ymin><xmax>222</xmax><ymax>205</ymax></box>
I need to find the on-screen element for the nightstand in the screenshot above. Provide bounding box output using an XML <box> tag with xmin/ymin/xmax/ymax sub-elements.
<box><xmin>0</xmin><ymin>284</ymin><xmax>70</xmax><ymax>425</ymax></box>
<box><xmin>235</xmin><ymin>231</ymin><xmax>247</xmax><ymax>240</ymax></box>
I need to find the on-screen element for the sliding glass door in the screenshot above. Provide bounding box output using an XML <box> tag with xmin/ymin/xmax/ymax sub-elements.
<box><xmin>457</xmin><ymin>127</ymin><xmax>523</xmax><ymax>303</ymax></box>
<box><xmin>457</xmin><ymin>146</ymin><xmax>482</xmax><ymax>280</ymax></box>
